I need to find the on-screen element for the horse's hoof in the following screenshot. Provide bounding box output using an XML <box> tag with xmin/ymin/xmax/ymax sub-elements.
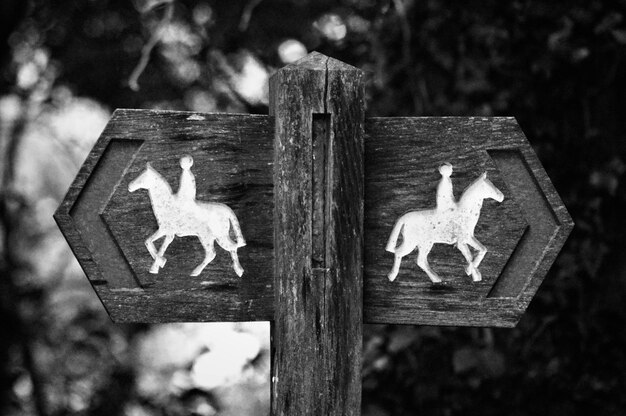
<box><xmin>190</xmin><ymin>269</ymin><xmax>201</xmax><ymax>277</ymax></box>
<box><xmin>158</xmin><ymin>257</ymin><xmax>167</xmax><ymax>267</ymax></box>
<box><xmin>388</xmin><ymin>273</ymin><xmax>397</xmax><ymax>282</ymax></box>
<box><xmin>429</xmin><ymin>274</ymin><xmax>443</xmax><ymax>283</ymax></box>
<box><xmin>149</xmin><ymin>266</ymin><xmax>160</xmax><ymax>274</ymax></box>
<box><xmin>465</xmin><ymin>265</ymin><xmax>472</xmax><ymax>276</ymax></box>
<box><xmin>235</xmin><ymin>268</ymin><xmax>244</xmax><ymax>277</ymax></box>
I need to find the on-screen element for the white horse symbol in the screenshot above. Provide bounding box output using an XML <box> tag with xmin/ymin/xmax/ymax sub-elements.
<box><xmin>128</xmin><ymin>158</ymin><xmax>246</xmax><ymax>277</ymax></box>
<box><xmin>386</xmin><ymin>169</ymin><xmax>504</xmax><ymax>283</ymax></box>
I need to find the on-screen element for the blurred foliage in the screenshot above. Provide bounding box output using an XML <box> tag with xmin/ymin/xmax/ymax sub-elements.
<box><xmin>1</xmin><ymin>0</ymin><xmax>625</xmax><ymax>415</ymax></box>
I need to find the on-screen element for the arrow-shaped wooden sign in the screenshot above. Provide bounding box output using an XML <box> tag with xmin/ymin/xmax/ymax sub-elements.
<box><xmin>55</xmin><ymin>52</ymin><xmax>573</xmax><ymax>415</ymax></box>
<box><xmin>56</xmin><ymin>111</ymin><xmax>275</xmax><ymax>322</ymax></box>
<box><xmin>365</xmin><ymin>117</ymin><xmax>572</xmax><ymax>326</ymax></box>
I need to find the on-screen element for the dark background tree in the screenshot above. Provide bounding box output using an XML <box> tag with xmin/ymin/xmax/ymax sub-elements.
<box><xmin>1</xmin><ymin>0</ymin><xmax>625</xmax><ymax>415</ymax></box>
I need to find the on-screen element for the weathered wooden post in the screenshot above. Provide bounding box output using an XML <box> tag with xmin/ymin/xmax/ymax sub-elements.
<box><xmin>55</xmin><ymin>52</ymin><xmax>573</xmax><ymax>415</ymax></box>
<box><xmin>269</xmin><ymin>53</ymin><xmax>363</xmax><ymax>415</ymax></box>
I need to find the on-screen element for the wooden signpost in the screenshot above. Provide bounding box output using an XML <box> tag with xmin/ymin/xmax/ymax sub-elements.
<box><xmin>55</xmin><ymin>52</ymin><xmax>573</xmax><ymax>415</ymax></box>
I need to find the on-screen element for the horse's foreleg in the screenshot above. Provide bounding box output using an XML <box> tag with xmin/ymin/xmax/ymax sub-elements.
<box><xmin>387</xmin><ymin>241</ymin><xmax>415</xmax><ymax>281</ymax></box>
<box><xmin>388</xmin><ymin>255</ymin><xmax>401</xmax><ymax>282</ymax></box>
<box><xmin>416</xmin><ymin>242</ymin><xmax>441</xmax><ymax>283</ymax></box>
<box><xmin>456</xmin><ymin>242</ymin><xmax>480</xmax><ymax>281</ymax></box>
<box><xmin>146</xmin><ymin>230</ymin><xmax>166</xmax><ymax>274</ymax></box>
<box><xmin>468</xmin><ymin>236</ymin><xmax>488</xmax><ymax>271</ymax></box>
<box><xmin>145</xmin><ymin>230</ymin><xmax>164</xmax><ymax>260</ymax></box>
<box><xmin>150</xmin><ymin>234</ymin><xmax>174</xmax><ymax>273</ymax></box>
<box><xmin>191</xmin><ymin>237</ymin><xmax>216</xmax><ymax>277</ymax></box>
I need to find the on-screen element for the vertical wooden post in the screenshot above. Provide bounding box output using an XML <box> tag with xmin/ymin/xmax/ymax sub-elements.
<box><xmin>270</xmin><ymin>52</ymin><xmax>364</xmax><ymax>415</ymax></box>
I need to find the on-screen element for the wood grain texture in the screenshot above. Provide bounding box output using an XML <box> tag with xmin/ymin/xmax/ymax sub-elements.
<box><xmin>55</xmin><ymin>109</ymin><xmax>275</xmax><ymax>322</ymax></box>
<box><xmin>363</xmin><ymin>117</ymin><xmax>574</xmax><ymax>327</ymax></box>
<box><xmin>54</xmin><ymin>57</ymin><xmax>574</xmax><ymax>334</ymax></box>
<box><xmin>270</xmin><ymin>52</ymin><xmax>364</xmax><ymax>416</ymax></box>
<box><xmin>55</xmin><ymin>138</ymin><xmax>142</xmax><ymax>309</ymax></box>
<box><xmin>486</xmin><ymin>149</ymin><xmax>558</xmax><ymax>298</ymax></box>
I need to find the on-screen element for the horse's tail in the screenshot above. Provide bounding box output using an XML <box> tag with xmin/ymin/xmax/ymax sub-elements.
<box><xmin>227</xmin><ymin>209</ymin><xmax>246</xmax><ymax>248</ymax></box>
<box><xmin>386</xmin><ymin>218</ymin><xmax>405</xmax><ymax>253</ymax></box>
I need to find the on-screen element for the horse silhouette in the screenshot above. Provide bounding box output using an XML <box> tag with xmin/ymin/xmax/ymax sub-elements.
<box><xmin>128</xmin><ymin>162</ymin><xmax>246</xmax><ymax>277</ymax></box>
<box><xmin>386</xmin><ymin>171</ymin><xmax>504</xmax><ymax>283</ymax></box>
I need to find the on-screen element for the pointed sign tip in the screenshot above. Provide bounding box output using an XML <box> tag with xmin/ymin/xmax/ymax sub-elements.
<box><xmin>275</xmin><ymin>51</ymin><xmax>361</xmax><ymax>74</ymax></box>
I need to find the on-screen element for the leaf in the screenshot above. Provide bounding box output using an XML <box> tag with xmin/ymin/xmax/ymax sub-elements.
<box><xmin>478</xmin><ymin>348</ymin><xmax>506</xmax><ymax>378</ymax></box>
<box><xmin>611</xmin><ymin>29</ymin><xmax>626</xmax><ymax>44</ymax></box>
<box><xmin>135</xmin><ymin>0</ymin><xmax>174</xmax><ymax>14</ymax></box>
<box><xmin>453</xmin><ymin>347</ymin><xmax>480</xmax><ymax>374</ymax></box>
<box><xmin>594</xmin><ymin>12</ymin><xmax>623</xmax><ymax>34</ymax></box>
<box><xmin>453</xmin><ymin>347</ymin><xmax>506</xmax><ymax>377</ymax></box>
<box><xmin>387</xmin><ymin>327</ymin><xmax>419</xmax><ymax>353</ymax></box>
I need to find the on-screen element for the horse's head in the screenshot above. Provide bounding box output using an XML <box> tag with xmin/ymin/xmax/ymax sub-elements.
<box><xmin>478</xmin><ymin>172</ymin><xmax>504</xmax><ymax>203</ymax></box>
<box><xmin>128</xmin><ymin>163</ymin><xmax>158</xmax><ymax>192</ymax></box>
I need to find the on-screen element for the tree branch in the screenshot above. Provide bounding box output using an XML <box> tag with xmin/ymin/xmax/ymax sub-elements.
<box><xmin>127</xmin><ymin>1</ymin><xmax>174</xmax><ymax>91</ymax></box>
<box><xmin>0</xmin><ymin>95</ymin><xmax>49</xmax><ymax>416</ymax></box>
<box><xmin>239</xmin><ymin>0</ymin><xmax>263</xmax><ymax>32</ymax></box>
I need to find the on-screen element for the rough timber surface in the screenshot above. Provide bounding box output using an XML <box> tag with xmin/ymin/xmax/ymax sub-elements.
<box><xmin>55</xmin><ymin>109</ymin><xmax>275</xmax><ymax>322</ymax></box>
<box><xmin>363</xmin><ymin>117</ymin><xmax>574</xmax><ymax>327</ymax></box>
<box><xmin>270</xmin><ymin>52</ymin><xmax>364</xmax><ymax>416</ymax></box>
<box><xmin>54</xmin><ymin>55</ymin><xmax>574</xmax><ymax>334</ymax></box>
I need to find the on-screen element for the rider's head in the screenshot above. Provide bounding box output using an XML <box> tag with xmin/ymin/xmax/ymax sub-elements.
<box><xmin>180</xmin><ymin>155</ymin><xmax>194</xmax><ymax>170</ymax></box>
<box><xmin>439</xmin><ymin>163</ymin><xmax>453</xmax><ymax>177</ymax></box>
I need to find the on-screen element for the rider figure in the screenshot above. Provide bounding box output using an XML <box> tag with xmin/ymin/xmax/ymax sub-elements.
<box><xmin>177</xmin><ymin>155</ymin><xmax>196</xmax><ymax>204</ymax></box>
<box><xmin>436</xmin><ymin>163</ymin><xmax>455</xmax><ymax>212</ymax></box>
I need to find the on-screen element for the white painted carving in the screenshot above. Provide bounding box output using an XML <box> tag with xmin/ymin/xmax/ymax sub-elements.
<box><xmin>386</xmin><ymin>165</ymin><xmax>504</xmax><ymax>283</ymax></box>
<box><xmin>128</xmin><ymin>156</ymin><xmax>246</xmax><ymax>277</ymax></box>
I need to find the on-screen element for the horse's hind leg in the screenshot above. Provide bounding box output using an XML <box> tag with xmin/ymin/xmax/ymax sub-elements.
<box><xmin>230</xmin><ymin>251</ymin><xmax>244</xmax><ymax>277</ymax></box>
<box><xmin>416</xmin><ymin>242</ymin><xmax>441</xmax><ymax>283</ymax></box>
<box><xmin>388</xmin><ymin>241</ymin><xmax>416</xmax><ymax>282</ymax></box>
<box><xmin>216</xmin><ymin>237</ymin><xmax>244</xmax><ymax>277</ymax></box>
<box><xmin>191</xmin><ymin>237</ymin><xmax>216</xmax><ymax>277</ymax></box>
